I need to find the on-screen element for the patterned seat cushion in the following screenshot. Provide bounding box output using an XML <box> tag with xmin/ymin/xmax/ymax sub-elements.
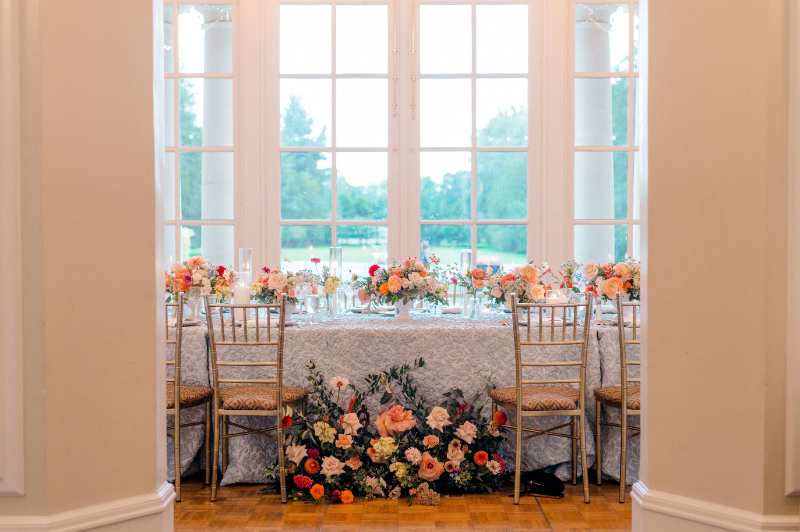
<box><xmin>593</xmin><ymin>386</ymin><xmax>641</xmax><ymax>410</ymax></box>
<box><xmin>219</xmin><ymin>385</ymin><xmax>308</xmax><ymax>411</ymax></box>
<box><xmin>489</xmin><ymin>386</ymin><xmax>580</xmax><ymax>411</ymax></box>
<box><xmin>166</xmin><ymin>384</ymin><xmax>213</xmax><ymax>409</ymax></box>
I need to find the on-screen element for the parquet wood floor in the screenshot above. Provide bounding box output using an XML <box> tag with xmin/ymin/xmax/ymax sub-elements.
<box><xmin>174</xmin><ymin>473</ymin><xmax>631</xmax><ymax>531</ymax></box>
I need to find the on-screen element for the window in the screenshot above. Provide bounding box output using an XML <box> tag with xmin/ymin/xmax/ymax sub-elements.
<box><xmin>572</xmin><ymin>2</ymin><xmax>641</xmax><ymax>264</ymax></box>
<box><xmin>163</xmin><ymin>3</ymin><xmax>235</xmax><ymax>269</ymax></box>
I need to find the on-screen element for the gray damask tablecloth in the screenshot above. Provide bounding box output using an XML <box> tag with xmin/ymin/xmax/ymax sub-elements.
<box><xmin>167</xmin><ymin>312</ymin><xmax>641</xmax><ymax>486</ymax></box>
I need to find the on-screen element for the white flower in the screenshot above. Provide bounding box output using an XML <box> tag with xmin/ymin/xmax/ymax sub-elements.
<box><xmin>583</xmin><ymin>260</ymin><xmax>599</xmax><ymax>281</ymax></box>
<box><xmin>446</xmin><ymin>445</ymin><xmax>466</xmax><ymax>466</ymax></box>
<box><xmin>340</xmin><ymin>413</ymin><xmax>362</xmax><ymax>435</ymax></box>
<box><xmin>192</xmin><ymin>272</ymin><xmax>202</xmax><ymax>283</ymax></box>
<box><xmin>285</xmin><ymin>444</ymin><xmax>307</xmax><ymax>465</ymax></box>
<box><xmin>405</xmin><ymin>447</ymin><xmax>422</xmax><ymax>465</ymax></box>
<box><xmin>330</xmin><ymin>376</ymin><xmax>350</xmax><ymax>388</ymax></box>
<box><xmin>426</xmin><ymin>406</ymin><xmax>452</xmax><ymax>432</ymax></box>
<box><xmin>320</xmin><ymin>456</ymin><xmax>345</xmax><ymax>478</ymax></box>
<box><xmin>267</xmin><ymin>272</ymin><xmax>287</xmax><ymax>291</ymax></box>
<box><xmin>486</xmin><ymin>460</ymin><xmax>502</xmax><ymax>475</ymax></box>
<box><xmin>170</xmin><ymin>262</ymin><xmax>182</xmax><ymax>273</ymax></box>
<box><xmin>284</xmin><ymin>255</ymin><xmax>291</xmax><ymax>262</ymax></box>
<box><xmin>454</xmin><ymin>421</ymin><xmax>477</xmax><ymax>444</ymax></box>
<box><xmin>594</xmin><ymin>278</ymin><xmax>605</xmax><ymax>298</ymax></box>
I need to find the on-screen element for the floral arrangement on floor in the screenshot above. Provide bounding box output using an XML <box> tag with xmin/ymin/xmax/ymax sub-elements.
<box><xmin>165</xmin><ymin>256</ymin><xmax>233</xmax><ymax>302</ymax></box>
<box><xmin>355</xmin><ymin>257</ymin><xmax>448</xmax><ymax>306</ymax></box>
<box><xmin>583</xmin><ymin>259</ymin><xmax>641</xmax><ymax>302</ymax></box>
<box><xmin>251</xmin><ymin>266</ymin><xmax>319</xmax><ymax>306</ymax></box>
<box><xmin>272</xmin><ymin>359</ymin><xmax>509</xmax><ymax>505</ymax></box>
<box><xmin>484</xmin><ymin>263</ymin><xmax>547</xmax><ymax>307</ymax></box>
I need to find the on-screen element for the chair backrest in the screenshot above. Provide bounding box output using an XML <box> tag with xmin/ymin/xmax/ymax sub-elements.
<box><xmin>510</xmin><ymin>292</ymin><xmax>594</xmax><ymax>394</ymax></box>
<box><xmin>615</xmin><ymin>292</ymin><xmax>641</xmax><ymax>405</ymax></box>
<box><xmin>166</xmin><ymin>293</ymin><xmax>184</xmax><ymax>413</ymax></box>
<box><xmin>203</xmin><ymin>293</ymin><xmax>287</xmax><ymax>393</ymax></box>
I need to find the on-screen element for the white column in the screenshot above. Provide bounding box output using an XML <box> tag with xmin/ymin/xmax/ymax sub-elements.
<box><xmin>574</xmin><ymin>4</ymin><xmax>616</xmax><ymax>261</ymax></box>
<box><xmin>164</xmin><ymin>10</ymin><xmax>174</xmax><ymax>149</ymax></box>
<box><xmin>198</xmin><ymin>7</ymin><xmax>233</xmax><ymax>262</ymax></box>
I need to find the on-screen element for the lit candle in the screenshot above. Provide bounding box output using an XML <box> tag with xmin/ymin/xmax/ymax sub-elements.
<box><xmin>233</xmin><ymin>271</ymin><xmax>251</xmax><ymax>322</ymax></box>
<box><xmin>329</xmin><ymin>247</ymin><xmax>342</xmax><ymax>278</ymax></box>
<box><xmin>239</xmin><ymin>248</ymin><xmax>252</xmax><ymax>274</ymax></box>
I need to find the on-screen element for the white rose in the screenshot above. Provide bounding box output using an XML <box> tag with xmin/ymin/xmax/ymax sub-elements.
<box><xmin>320</xmin><ymin>456</ymin><xmax>345</xmax><ymax>478</ymax></box>
<box><xmin>285</xmin><ymin>444</ymin><xmax>307</xmax><ymax>465</ymax></box>
<box><xmin>446</xmin><ymin>445</ymin><xmax>466</xmax><ymax>466</ymax></box>
<box><xmin>340</xmin><ymin>413</ymin><xmax>362</xmax><ymax>435</ymax></box>
<box><xmin>267</xmin><ymin>272</ymin><xmax>287</xmax><ymax>291</ymax></box>
<box><xmin>594</xmin><ymin>278</ymin><xmax>605</xmax><ymax>297</ymax></box>
<box><xmin>426</xmin><ymin>406</ymin><xmax>452</xmax><ymax>432</ymax></box>
<box><xmin>454</xmin><ymin>421</ymin><xmax>477</xmax><ymax>444</ymax></box>
<box><xmin>583</xmin><ymin>260</ymin><xmax>599</xmax><ymax>282</ymax></box>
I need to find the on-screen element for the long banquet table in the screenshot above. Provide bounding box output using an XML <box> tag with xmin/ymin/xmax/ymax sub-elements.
<box><xmin>166</xmin><ymin>312</ymin><xmax>640</xmax><ymax>486</ymax></box>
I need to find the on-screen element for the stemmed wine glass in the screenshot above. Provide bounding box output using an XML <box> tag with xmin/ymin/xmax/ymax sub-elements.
<box><xmin>305</xmin><ymin>294</ymin><xmax>320</xmax><ymax>325</ymax></box>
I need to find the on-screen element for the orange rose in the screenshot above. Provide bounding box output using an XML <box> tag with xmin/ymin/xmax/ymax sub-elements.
<box><xmin>310</xmin><ymin>484</ymin><xmax>325</xmax><ymax>500</ymax></box>
<box><xmin>603</xmin><ymin>277</ymin><xmax>624</xmax><ymax>298</ymax></box>
<box><xmin>379</xmin><ymin>283</ymin><xmax>390</xmax><ymax>295</ymax></box>
<box><xmin>305</xmin><ymin>458</ymin><xmax>320</xmax><ymax>475</ymax></box>
<box><xmin>471</xmin><ymin>269</ymin><xmax>487</xmax><ymax>280</ymax></box>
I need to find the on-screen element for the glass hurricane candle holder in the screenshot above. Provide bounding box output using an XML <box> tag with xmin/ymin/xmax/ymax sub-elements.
<box><xmin>329</xmin><ymin>247</ymin><xmax>343</xmax><ymax>278</ymax></box>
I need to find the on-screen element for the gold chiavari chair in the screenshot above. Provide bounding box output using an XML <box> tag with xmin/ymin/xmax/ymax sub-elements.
<box><xmin>204</xmin><ymin>293</ymin><xmax>309</xmax><ymax>502</ymax></box>
<box><xmin>490</xmin><ymin>292</ymin><xmax>595</xmax><ymax>504</ymax></box>
<box><xmin>594</xmin><ymin>292</ymin><xmax>641</xmax><ymax>503</ymax></box>
<box><xmin>166</xmin><ymin>293</ymin><xmax>213</xmax><ymax>502</ymax></box>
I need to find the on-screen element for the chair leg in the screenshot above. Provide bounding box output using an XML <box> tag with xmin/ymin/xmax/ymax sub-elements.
<box><xmin>620</xmin><ymin>412</ymin><xmax>627</xmax><ymax>503</ymax></box>
<box><xmin>277</xmin><ymin>415</ymin><xmax>287</xmax><ymax>503</ymax></box>
<box><xmin>211</xmin><ymin>406</ymin><xmax>220</xmax><ymax>502</ymax></box>
<box><xmin>595</xmin><ymin>401</ymin><xmax>602</xmax><ymax>485</ymax></box>
<box><xmin>205</xmin><ymin>401</ymin><xmax>212</xmax><ymax>485</ymax></box>
<box><xmin>571</xmin><ymin>416</ymin><xmax>577</xmax><ymax>485</ymax></box>
<box><xmin>580</xmin><ymin>409</ymin><xmax>590</xmax><ymax>503</ymax></box>
<box><xmin>514</xmin><ymin>407</ymin><xmax>522</xmax><ymax>505</ymax></box>
<box><xmin>173</xmin><ymin>413</ymin><xmax>181</xmax><ymax>503</ymax></box>
<box><xmin>222</xmin><ymin>417</ymin><xmax>228</xmax><ymax>475</ymax></box>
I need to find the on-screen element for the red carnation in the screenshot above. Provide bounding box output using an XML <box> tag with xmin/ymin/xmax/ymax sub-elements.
<box><xmin>293</xmin><ymin>475</ymin><xmax>313</xmax><ymax>489</ymax></box>
<box><xmin>311</xmin><ymin>258</ymin><xmax>321</xmax><ymax>264</ymax></box>
<box><xmin>368</xmin><ymin>264</ymin><xmax>380</xmax><ymax>277</ymax></box>
<box><xmin>282</xmin><ymin>415</ymin><xmax>293</xmax><ymax>428</ymax></box>
<box><xmin>261</xmin><ymin>267</ymin><xmax>270</xmax><ymax>274</ymax></box>
<box><xmin>494</xmin><ymin>411</ymin><xmax>507</xmax><ymax>426</ymax></box>
<box><xmin>492</xmin><ymin>453</ymin><xmax>505</xmax><ymax>473</ymax></box>
<box><xmin>217</xmin><ymin>265</ymin><xmax>226</xmax><ymax>276</ymax></box>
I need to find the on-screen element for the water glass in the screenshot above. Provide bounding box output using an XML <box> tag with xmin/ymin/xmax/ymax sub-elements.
<box><xmin>306</xmin><ymin>295</ymin><xmax>321</xmax><ymax>325</ymax></box>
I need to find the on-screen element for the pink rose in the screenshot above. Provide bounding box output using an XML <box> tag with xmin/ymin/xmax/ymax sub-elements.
<box><xmin>358</xmin><ymin>288</ymin><xmax>369</xmax><ymax>304</ymax></box>
<box><xmin>320</xmin><ymin>456</ymin><xmax>345</xmax><ymax>478</ymax></box>
<box><xmin>387</xmin><ymin>275</ymin><xmax>403</xmax><ymax>293</ymax></box>
<box><xmin>425</xmin><ymin>406</ymin><xmax>452</xmax><ymax>432</ymax></box>
<box><xmin>418</xmin><ymin>452</ymin><xmax>444</xmax><ymax>482</ymax></box>
<box><xmin>454</xmin><ymin>421</ymin><xmax>477</xmax><ymax>444</ymax></box>
<box><xmin>526</xmin><ymin>283</ymin><xmax>546</xmax><ymax>301</ymax></box>
<box><xmin>376</xmin><ymin>405</ymin><xmax>416</xmax><ymax>437</ymax></box>
<box><xmin>340</xmin><ymin>413</ymin><xmax>362</xmax><ymax>435</ymax></box>
<box><xmin>603</xmin><ymin>277</ymin><xmax>624</xmax><ymax>298</ymax></box>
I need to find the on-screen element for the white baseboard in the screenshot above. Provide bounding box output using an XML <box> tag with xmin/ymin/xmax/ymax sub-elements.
<box><xmin>0</xmin><ymin>482</ymin><xmax>175</xmax><ymax>532</ymax></box>
<box><xmin>633</xmin><ymin>482</ymin><xmax>800</xmax><ymax>532</ymax></box>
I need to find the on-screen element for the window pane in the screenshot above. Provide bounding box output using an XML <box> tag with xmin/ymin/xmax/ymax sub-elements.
<box><xmin>633</xmin><ymin>151</ymin><xmax>641</xmax><ymax>220</ymax></box>
<box><xmin>165</xmin><ymin>226</ymin><xmax>176</xmax><ymax>269</ymax></box>
<box><xmin>336</xmin><ymin>5</ymin><xmax>387</xmax><ymax>74</ymax></box>
<box><xmin>634</xmin><ymin>4</ymin><xmax>639</xmax><ymax>73</ymax></box>
<box><xmin>477</xmin><ymin>152</ymin><xmax>527</xmax><ymax>220</ymax></box>
<box><xmin>633</xmin><ymin>77</ymin><xmax>640</xmax><ymax>146</ymax></box>
<box><xmin>281</xmin><ymin>152</ymin><xmax>332</xmax><ymax>220</ymax></box>
<box><xmin>281</xmin><ymin>225</ymin><xmax>332</xmax><ymax>271</ymax></box>
<box><xmin>420</xmin><ymin>152</ymin><xmax>471</xmax><ymax>220</ymax></box>
<box><xmin>575</xmin><ymin>4</ymin><xmax>628</xmax><ymax>73</ymax></box>
<box><xmin>338</xmin><ymin>225</ymin><xmax>388</xmax><ymax>276</ymax></box>
<box><xmin>477</xmin><ymin>79</ymin><xmax>527</xmax><ymax>147</ymax></box>
<box><xmin>165</xmin><ymin>152</ymin><xmax>175</xmax><ymax>220</ymax></box>
<box><xmin>336</xmin><ymin>79</ymin><xmax>388</xmax><ymax>148</ymax></box>
<box><xmin>164</xmin><ymin>5</ymin><xmax>174</xmax><ymax>74</ymax></box>
<box><xmin>281</xmin><ymin>79</ymin><xmax>332</xmax><ymax>148</ymax></box>
<box><xmin>181</xmin><ymin>225</ymin><xmax>234</xmax><ymax>267</ymax></box>
<box><xmin>179</xmin><ymin>79</ymin><xmax>233</xmax><ymax>147</ymax></box>
<box><xmin>165</xmin><ymin>79</ymin><xmax>174</xmax><ymax>147</ymax></box>
<box><xmin>476</xmin><ymin>5</ymin><xmax>528</xmax><ymax>74</ymax></box>
<box><xmin>420</xmin><ymin>79</ymin><xmax>472</xmax><ymax>147</ymax></box>
<box><xmin>336</xmin><ymin>152</ymin><xmax>387</xmax><ymax>220</ymax></box>
<box><xmin>420</xmin><ymin>5</ymin><xmax>471</xmax><ymax>74</ymax></box>
<box><xmin>575</xmin><ymin>78</ymin><xmax>627</xmax><ymax>147</ymax></box>
<box><xmin>574</xmin><ymin>151</ymin><xmax>626</xmax><ymax>220</ymax></box>
<box><xmin>280</xmin><ymin>5</ymin><xmax>331</xmax><ymax>74</ymax></box>
<box><xmin>477</xmin><ymin>225</ymin><xmax>526</xmax><ymax>270</ymax></box>
<box><xmin>180</xmin><ymin>152</ymin><xmax>234</xmax><ymax>220</ymax></box>
<box><xmin>178</xmin><ymin>5</ymin><xmax>232</xmax><ymax>74</ymax></box>
<box><xmin>574</xmin><ymin>224</ymin><xmax>627</xmax><ymax>264</ymax></box>
<box><xmin>420</xmin><ymin>225</ymin><xmax>471</xmax><ymax>265</ymax></box>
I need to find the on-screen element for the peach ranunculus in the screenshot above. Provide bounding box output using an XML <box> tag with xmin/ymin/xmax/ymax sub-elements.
<box><xmin>425</xmin><ymin>406</ymin><xmax>452</xmax><ymax>432</ymax></box>
<box><xmin>471</xmin><ymin>269</ymin><xmax>487</xmax><ymax>280</ymax></box>
<box><xmin>335</xmin><ymin>434</ymin><xmax>353</xmax><ymax>450</ymax></box>
<box><xmin>387</xmin><ymin>275</ymin><xmax>403</xmax><ymax>293</ymax></box>
<box><xmin>500</xmin><ymin>273</ymin><xmax>516</xmax><ymax>287</ymax></box>
<box><xmin>603</xmin><ymin>277</ymin><xmax>624</xmax><ymax>298</ymax></box>
<box><xmin>520</xmin><ymin>264</ymin><xmax>539</xmax><ymax>283</ymax></box>
<box><xmin>472</xmin><ymin>278</ymin><xmax>486</xmax><ymax>289</ymax></box>
<box><xmin>491</xmin><ymin>287</ymin><xmax>503</xmax><ymax>298</ymax></box>
<box><xmin>267</xmin><ymin>272</ymin><xmax>287</xmax><ymax>291</ymax></box>
<box><xmin>526</xmin><ymin>283</ymin><xmax>546</xmax><ymax>301</ymax></box>
<box><xmin>340</xmin><ymin>413</ymin><xmax>362</xmax><ymax>435</ymax></box>
<box><xmin>422</xmin><ymin>435</ymin><xmax>440</xmax><ymax>448</ymax></box>
<box><xmin>418</xmin><ymin>452</ymin><xmax>445</xmax><ymax>482</ymax></box>
<box><xmin>320</xmin><ymin>456</ymin><xmax>346</xmax><ymax>478</ymax></box>
<box><xmin>614</xmin><ymin>262</ymin><xmax>633</xmax><ymax>281</ymax></box>
<box><xmin>376</xmin><ymin>405</ymin><xmax>416</xmax><ymax>437</ymax></box>
<box><xmin>366</xmin><ymin>439</ymin><xmax>389</xmax><ymax>464</ymax></box>
<box><xmin>390</xmin><ymin>267</ymin><xmax>404</xmax><ymax>277</ymax></box>
<box><xmin>454</xmin><ymin>421</ymin><xmax>478</xmax><ymax>444</ymax></box>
